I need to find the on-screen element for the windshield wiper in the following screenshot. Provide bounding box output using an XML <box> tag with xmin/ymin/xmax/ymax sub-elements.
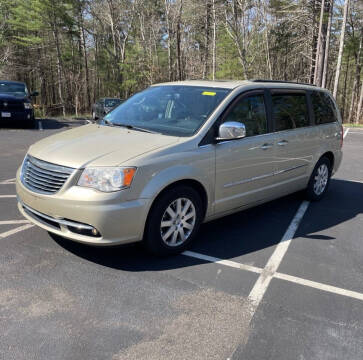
<box><xmin>105</xmin><ymin>121</ymin><xmax>160</xmax><ymax>134</ymax></box>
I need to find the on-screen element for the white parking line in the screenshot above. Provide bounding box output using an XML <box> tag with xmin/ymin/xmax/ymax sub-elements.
<box><xmin>348</xmin><ymin>131</ymin><xmax>363</xmax><ymax>134</ymax></box>
<box><xmin>0</xmin><ymin>178</ymin><xmax>16</xmax><ymax>185</ymax></box>
<box><xmin>183</xmin><ymin>247</ymin><xmax>363</xmax><ymax>304</ymax></box>
<box><xmin>0</xmin><ymin>220</ymin><xmax>30</xmax><ymax>225</ymax></box>
<box><xmin>275</xmin><ymin>272</ymin><xmax>363</xmax><ymax>301</ymax></box>
<box><xmin>182</xmin><ymin>250</ymin><xmax>262</xmax><ymax>274</ymax></box>
<box><xmin>248</xmin><ymin>201</ymin><xmax>310</xmax><ymax>307</ymax></box>
<box><xmin>0</xmin><ymin>195</ymin><xmax>16</xmax><ymax>198</ymax></box>
<box><xmin>0</xmin><ymin>224</ymin><xmax>34</xmax><ymax>239</ymax></box>
<box><xmin>334</xmin><ymin>178</ymin><xmax>363</xmax><ymax>184</ymax></box>
<box><xmin>343</xmin><ymin>128</ymin><xmax>349</xmax><ymax>138</ymax></box>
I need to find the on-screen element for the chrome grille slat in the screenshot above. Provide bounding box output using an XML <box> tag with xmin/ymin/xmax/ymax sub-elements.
<box><xmin>26</xmin><ymin>179</ymin><xmax>58</xmax><ymax>193</ymax></box>
<box><xmin>21</xmin><ymin>155</ymin><xmax>75</xmax><ymax>195</ymax></box>
<box><xmin>29</xmin><ymin>157</ymin><xmax>74</xmax><ymax>174</ymax></box>
<box><xmin>25</xmin><ymin>174</ymin><xmax>61</xmax><ymax>189</ymax></box>
<box><xmin>25</xmin><ymin>169</ymin><xmax>65</xmax><ymax>184</ymax></box>
<box><xmin>27</xmin><ymin>162</ymin><xmax>69</xmax><ymax>178</ymax></box>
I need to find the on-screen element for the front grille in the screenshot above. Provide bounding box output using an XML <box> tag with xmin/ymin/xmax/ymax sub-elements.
<box><xmin>0</xmin><ymin>100</ymin><xmax>24</xmax><ymax>111</ymax></box>
<box><xmin>21</xmin><ymin>155</ymin><xmax>74</xmax><ymax>194</ymax></box>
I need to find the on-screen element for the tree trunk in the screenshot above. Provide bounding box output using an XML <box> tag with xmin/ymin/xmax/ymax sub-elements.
<box><xmin>310</xmin><ymin>0</ymin><xmax>318</xmax><ymax>84</ymax></box>
<box><xmin>212</xmin><ymin>0</ymin><xmax>216</xmax><ymax>80</ymax></box>
<box><xmin>341</xmin><ymin>50</ymin><xmax>351</xmax><ymax>121</ymax></box>
<box><xmin>226</xmin><ymin>0</ymin><xmax>248</xmax><ymax>79</ymax></box>
<box><xmin>52</xmin><ymin>24</ymin><xmax>65</xmax><ymax>117</ymax></box>
<box><xmin>348</xmin><ymin>30</ymin><xmax>362</xmax><ymax>123</ymax></box>
<box><xmin>333</xmin><ymin>0</ymin><xmax>349</xmax><ymax>98</ymax></box>
<box><xmin>79</xmin><ymin>13</ymin><xmax>91</xmax><ymax>111</ymax></box>
<box><xmin>322</xmin><ymin>0</ymin><xmax>333</xmax><ymax>88</ymax></box>
<box><xmin>314</xmin><ymin>0</ymin><xmax>325</xmax><ymax>85</ymax></box>
<box><xmin>314</xmin><ymin>0</ymin><xmax>331</xmax><ymax>87</ymax></box>
<box><xmin>164</xmin><ymin>0</ymin><xmax>173</xmax><ymax>81</ymax></box>
<box><xmin>263</xmin><ymin>2</ymin><xmax>272</xmax><ymax>79</ymax></box>
<box><xmin>176</xmin><ymin>0</ymin><xmax>183</xmax><ymax>81</ymax></box>
<box><xmin>94</xmin><ymin>31</ymin><xmax>99</xmax><ymax>102</ymax></box>
<box><xmin>356</xmin><ymin>80</ymin><xmax>363</xmax><ymax>124</ymax></box>
<box><xmin>202</xmin><ymin>1</ymin><xmax>211</xmax><ymax>79</ymax></box>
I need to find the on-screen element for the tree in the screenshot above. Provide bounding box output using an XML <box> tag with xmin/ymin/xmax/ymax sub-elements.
<box><xmin>0</xmin><ymin>0</ymin><xmax>360</xmax><ymax>123</ymax></box>
<box><xmin>333</xmin><ymin>0</ymin><xmax>349</xmax><ymax>98</ymax></box>
<box><xmin>321</xmin><ymin>0</ymin><xmax>333</xmax><ymax>88</ymax></box>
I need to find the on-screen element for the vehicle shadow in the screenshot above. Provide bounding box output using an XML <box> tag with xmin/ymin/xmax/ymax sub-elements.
<box><xmin>39</xmin><ymin>118</ymin><xmax>88</xmax><ymax>129</ymax></box>
<box><xmin>51</xmin><ymin>178</ymin><xmax>363</xmax><ymax>272</ymax></box>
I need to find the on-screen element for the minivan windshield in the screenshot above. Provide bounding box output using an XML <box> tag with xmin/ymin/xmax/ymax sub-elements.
<box><xmin>102</xmin><ymin>85</ymin><xmax>230</xmax><ymax>136</ymax></box>
<box><xmin>0</xmin><ymin>82</ymin><xmax>28</xmax><ymax>97</ymax></box>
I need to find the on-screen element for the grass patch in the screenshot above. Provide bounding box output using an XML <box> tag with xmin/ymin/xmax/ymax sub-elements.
<box><xmin>69</xmin><ymin>113</ymin><xmax>91</xmax><ymax>119</ymax></box>
<box><xmin>343</xmin><ymin>123</ymin><xmax>363</xmax><ymax>128</ymax></box>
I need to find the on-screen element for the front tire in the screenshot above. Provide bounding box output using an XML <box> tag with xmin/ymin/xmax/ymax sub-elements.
<box><xmin>24</xmin><ymin>116</ymin><xmax>36</xmax><ymax>129</ymax></box>
<box><xmin>305</xmin><ymin>156</ymin><xmax>332</xmax><ymax>201</ymax></box>
<box><xmin>144</xmin><ymin>185</ymin><xmax>203</xmax><ymax>256</ymax></box>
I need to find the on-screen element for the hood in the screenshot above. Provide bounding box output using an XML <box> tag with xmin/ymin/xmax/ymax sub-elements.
<box><xmin>28</xmin><ymin>124</ymin><xmax>179</xmax><ymax>168</ymax></box>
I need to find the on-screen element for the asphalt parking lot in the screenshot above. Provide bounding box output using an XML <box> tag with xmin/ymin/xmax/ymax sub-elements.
<box><xmin>1</xmin><ymin>121</ymin><xmax>363</xmax><ymax>360</ymax></box>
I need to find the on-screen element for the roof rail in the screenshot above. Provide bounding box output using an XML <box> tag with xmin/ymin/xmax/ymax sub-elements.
<box><xmin>250</xmin><ymin>79</ymin><xmax>316</xmax><ymax>86</ymax></box>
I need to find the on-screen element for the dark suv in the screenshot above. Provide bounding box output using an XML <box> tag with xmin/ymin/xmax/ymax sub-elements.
<box><xmin>0</xmin><ymin>80</ymin><xmax>38</xmax><ymax>128</ymax></box>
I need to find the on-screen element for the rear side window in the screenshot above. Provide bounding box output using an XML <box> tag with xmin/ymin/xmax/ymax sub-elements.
<box><xmin>223</xmin><ymin>94</ymin><xmax>267</xmax><ymax>137</ymax></box>
<box><xmin>311</xmin><ymin>91</ymin><xmax>337</xmax><ymax>124</ymax></box>
<box><xmin>272</xmin><ymin>93</ymin><xmax>309</xmax><ymax>131</ymax></box>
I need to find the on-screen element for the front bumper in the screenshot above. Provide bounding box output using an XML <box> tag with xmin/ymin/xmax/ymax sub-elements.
<box><xmin>16</xmin><ymin>170</ymin><xmax>151</xmax><ymax>246</ymax></box>
<box><xmin>0</xmin><ymin>109</ymin><xmax>33</xmax><ymax>122</ymax></box>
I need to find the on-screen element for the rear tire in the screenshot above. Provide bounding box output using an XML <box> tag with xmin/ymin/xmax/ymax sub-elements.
<box><xmin>305</xmin><ymin>156</ymin><xmax>332</xmax><ymax>201</ymax></box>
<box><xmin>144</xmin><ymin>185</ymin><xmax>203</xmax><ymax>256</ymax></box>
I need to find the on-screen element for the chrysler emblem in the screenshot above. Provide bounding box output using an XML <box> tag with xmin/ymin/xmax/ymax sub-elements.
<box><xmin>3</xmin><ymin>102</ymin><xmax>7</xmax><ymax>107</ymax></box>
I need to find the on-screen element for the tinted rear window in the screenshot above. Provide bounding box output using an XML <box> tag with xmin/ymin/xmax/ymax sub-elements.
<box><xmin>311</xmin><ymin>91</ymin><xmax>337</xmax><ymax>124</ymax></box>
<box><xmin>272</xmin><ymin>93</ymin><xmax>309</xmax><ymax>131</ymax></box>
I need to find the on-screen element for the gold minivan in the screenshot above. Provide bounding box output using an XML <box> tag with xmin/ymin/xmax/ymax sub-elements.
<box><xmin>16</xmin><ymin>80</ymin><xmax>343</xmax><ymax>255</ymax></box>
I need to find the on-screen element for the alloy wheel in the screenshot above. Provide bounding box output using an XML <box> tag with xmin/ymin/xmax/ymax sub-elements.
<box><xmin>313</xmin><ymin>163</ymin><xmax>329</xmax><ymax>195</ymax></box>
<box><xmin>160</xmin><ymin>198</ymin><xmax>196</xmax><ymax>247</ymax></box>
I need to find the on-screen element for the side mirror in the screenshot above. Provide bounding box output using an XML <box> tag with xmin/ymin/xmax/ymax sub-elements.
<box><xmin>31</xmin><ymin>91</ymin><xmax>39</xmax><ymax>97</ymax></box>
<box><xmin>216</xmin><ymin>121</ymin><xmax>246</xmax><ymax>141</ymax></box>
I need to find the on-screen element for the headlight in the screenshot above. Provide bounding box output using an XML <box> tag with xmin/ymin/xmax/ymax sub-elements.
<box><xmin>24</xmin><ymin>102</ymin><xmax>33</xmax><ymax>109</ymax></box>
<box><xmin>77</xmin><ymin>167</ymin><xmax>136</xmax><ymax>192</ymax></box>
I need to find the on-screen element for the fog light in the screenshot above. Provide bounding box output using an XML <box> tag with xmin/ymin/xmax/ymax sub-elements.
<box><xmin>91</xmin><ymin>228</ymin><xmax>99</xmax><ymax>236</ymax></box>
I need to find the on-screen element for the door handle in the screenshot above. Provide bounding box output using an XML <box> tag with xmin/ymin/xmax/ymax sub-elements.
<box><xmin>261</xmin><ymin>143</ymin><xmax>273</xmax><ymax>150</ymax></box>
<box><xmin>277</xmin><ymin>140</ymin><xmax>288</xmax><ymax>146</ymax></box>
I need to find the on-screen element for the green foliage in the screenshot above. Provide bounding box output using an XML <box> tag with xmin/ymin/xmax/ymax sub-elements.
<box><xmin>7</xmin><ymin>0</ymin><xmax>74</xmax><ymax>46</ymax></box>
<box><xmin>215</xmin><ymin>28</ymin><xmax>244</xmax><ymax>80</ymax></box>
<box><xmin>0</xmin><ymin>0</ymin><xmax>361</xmax><ymax>121</ymax></box>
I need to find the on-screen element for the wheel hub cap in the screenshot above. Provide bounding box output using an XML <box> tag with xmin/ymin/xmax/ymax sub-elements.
<box><xmin>160</xmin><ymin>198</ymin><xmax>196</xmax><ymax>247</ymax></box>
<box><xmin>313</xmin><ymin>164</ymin><xmax>329</xmax><ymax>195</ymax></box>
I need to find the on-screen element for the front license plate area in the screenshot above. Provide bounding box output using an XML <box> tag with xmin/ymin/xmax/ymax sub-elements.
<box><xmin>1</xmin><ymin>112</ymin><xmax>11</xmax><ymax>118</ymax></box>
